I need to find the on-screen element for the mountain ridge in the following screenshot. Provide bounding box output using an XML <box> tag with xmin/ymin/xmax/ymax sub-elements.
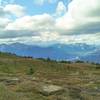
<box><xmin>0</xmin><ymin>43</ymin><xmax>100</xmax><ymax>63</ymax></box>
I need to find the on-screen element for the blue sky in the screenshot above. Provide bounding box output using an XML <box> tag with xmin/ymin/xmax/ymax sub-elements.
<box><xmin>0</xmin><ymin>0</ymin><xmax>100</xmax><ymax>45</ymax></box>
<box><xmin>14</xmin><ymin>0</ymin><xmax>70</xmax><ymax>15</ymax></box>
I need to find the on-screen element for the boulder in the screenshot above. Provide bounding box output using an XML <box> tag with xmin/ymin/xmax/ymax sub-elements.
<box><xmin>39</xmin><ymin>84</ymin><xmax>64</xmax><ymax>96</ymax></box>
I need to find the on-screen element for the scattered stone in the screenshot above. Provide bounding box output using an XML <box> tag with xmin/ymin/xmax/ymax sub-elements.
<box><xmin>4</xmin><ymin>77</ymin><xmax>20</xmax><ymax>85</ymax></box>
<box><xmin>39</xmin><ymin>84</ymin><xmax>64</xmax><ymax>96</ymax></box>
<box><xmin>31</xmin><ymin>77</ymin><xmax>39</xmax><ymax>81</ymax></box>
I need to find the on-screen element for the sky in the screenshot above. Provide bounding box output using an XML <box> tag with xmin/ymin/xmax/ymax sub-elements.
<box><xmin>0</xmin><ymin>0</ymin><xmax>100</xmax><ymax>46</ymax></box>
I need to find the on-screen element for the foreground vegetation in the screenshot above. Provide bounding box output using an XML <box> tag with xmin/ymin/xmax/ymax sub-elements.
<box><xmin>0</xmin><ymin>52</ymin><xmax>100</xmax><ymax>100</ymax></box>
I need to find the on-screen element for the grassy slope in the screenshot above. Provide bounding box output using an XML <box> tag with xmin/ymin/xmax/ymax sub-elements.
<box><xmin>0</xmin><ymin>52</ymin><xmax>100</xmax><ymax>100</ymax></box>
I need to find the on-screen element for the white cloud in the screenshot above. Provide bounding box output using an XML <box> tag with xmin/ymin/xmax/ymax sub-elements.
<box><xmin>0</xmin><ymin>0</ymin><xmax>15</xmax><ymax>6</ymax></box>
<box><xmin>0</xmin><ymin>17</ymin><xmax>11</xmax><ymax>28</ymax></box>
<box><xmin>0</xmin><ymin>6</ymin><xmax>12</xmax><ymax>30</ymax></box>
<box><xmin>0</xmin><ymin>32</ymin><xmax>100</xmax><ymax>45</ymax></box>
<box><xmin>59</xmin><ymin>33</ymin><xmax>100</xmax><ymax>45</ymax></box>
<box><xmin>0</xmin><ymin>0</ymin><xmax>100</xmax><ymax>45</ymax></box>
<box><xmin>33</xmin><ymin>0</ymin><xmax>57</xmax><ymax>5</ymax></box>
<box><xmin>48</xmin><ymin>0</ymin><xmax>57</xmax><ymax>4</ymax></box>
<box><xmin>56</xmin><ymin>1</ymin><xmax>66</xmax><ymax>16</ymax></box>
<box><xmin>5</xmin><ymin>13</ymin><xmax>55</xmax><ymax>31</ymax></box>
<box><xmin>56</xmin><ymin>0</ymin><xmax>100</xmax><ymax>34</ymax></box>
<box><xmin>33</xmin><ymin>0</ymin><xmax>44</xmax><ymax>5</ymax></box>
<box><xmin>68</xmin><ymin>0</ymin><xmax>100</xmax><ymax>22</ymax></box>
<box><xmin>4</xmin><ymin>4</ymin><xmax>25</xmax><ymax>17</ymax></box>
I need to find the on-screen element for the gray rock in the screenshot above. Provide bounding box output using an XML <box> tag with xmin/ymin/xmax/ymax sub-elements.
<box><xmin>4</xmin><ymin>77</ymin><xmax>20</xmax><ymax>85</ymax></box>
<box><xmin>39</xmin><ymin>84</ymin><xmax>64</xmax><ymax>96</ymax></box>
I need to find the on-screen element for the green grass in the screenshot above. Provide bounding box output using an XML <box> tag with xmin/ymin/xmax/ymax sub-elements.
<box><xmin>0</xmin><ymin>52</ymin><xmax>100</xmax><ymax>100</ymax></box>
<box><xmin>0</xmin><ymin>83</ymin><xmax>23</xmax><ymax>100</ymax></box>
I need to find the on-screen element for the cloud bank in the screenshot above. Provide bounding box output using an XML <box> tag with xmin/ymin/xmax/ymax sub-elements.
<box><xmin>0</xmin><ymin>0</ymin><xmax>100</xmax><ymax>45</ymax></box>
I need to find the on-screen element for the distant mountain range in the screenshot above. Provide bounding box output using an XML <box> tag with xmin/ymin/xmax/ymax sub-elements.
<box><xmin>0</xmin><ymin>43</ymin><xmax>100</xmax><ymax>63</ymax></box>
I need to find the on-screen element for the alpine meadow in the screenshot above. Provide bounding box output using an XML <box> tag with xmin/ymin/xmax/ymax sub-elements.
<box><xmin>0</xmin><ymin>0</ymin><xmax>100</xmax><ymax>100</ymax></box>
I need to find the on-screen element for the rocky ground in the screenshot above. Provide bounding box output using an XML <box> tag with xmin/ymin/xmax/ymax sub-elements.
<box><xmin>0</xmin><ymin>70</ymin><xmax>100</xmax><ymax>100</ymax></box>
<box><xmin>0</xmin><ymin>52</ymin><xmax>100</xmax><ymax>100</ymax></box>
